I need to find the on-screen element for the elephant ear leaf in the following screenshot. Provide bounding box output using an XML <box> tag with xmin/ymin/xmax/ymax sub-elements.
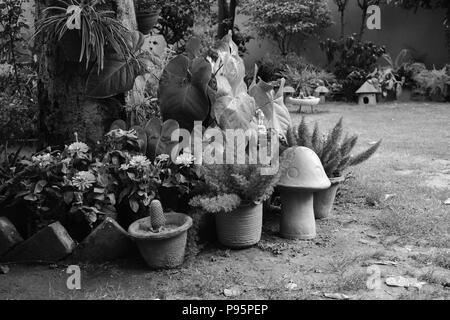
<box><xmin>130</xmin><ymin>125</ymin><xmax>147</xmax><ymax>154</ymax></box>
<box><xmin>185</xmin><ymin>36</ymin><xmax>202</xmax><ymax>59</ymax></box>
<box><xmin>85</xmin><ymin>57</ymin><xmax>140</xmax><ymax>98</ymax></box>
<box><xmin>249</xmin><ymin>77</ymin><xmax>292</xmax><ymax>138</ymax></box>
<box><xmin>145</xmin><ymin>118</ymin><xmax>179</xmax><ymax>160</ymax></box>
<box><xmin>158</xmin><ymin>54</ymin><xmax>212</xmax><ymax>131</ymax></box>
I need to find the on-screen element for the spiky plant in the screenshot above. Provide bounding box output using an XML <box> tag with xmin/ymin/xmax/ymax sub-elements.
<box><xmin>286</xmin><ymin>117</ymin><xmax>381</xmax><ymax>178</ymax></box>
<box><xmin>149</xmin><ymin>199</ymin><xmax>165</xmax><ymax>232</ymax></box>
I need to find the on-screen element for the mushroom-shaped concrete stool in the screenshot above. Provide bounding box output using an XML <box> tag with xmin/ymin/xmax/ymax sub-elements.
<box><xmin>314</xmin><ymin>86</ymin><xmax>329</xmax><ymax>103</ymax></box>
<box><xmin>278</xmin><ymin>146</ymin><xmax>331</xmax><ymax>239</ymax></box>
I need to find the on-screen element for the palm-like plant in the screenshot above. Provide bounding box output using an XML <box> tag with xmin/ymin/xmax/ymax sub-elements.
<box><xmin>286</xmin><ymin>117</ymin><xmax>381</xmax><ymax>178</ymax></box>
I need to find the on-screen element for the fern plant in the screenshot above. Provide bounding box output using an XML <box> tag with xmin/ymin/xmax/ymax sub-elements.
<box><xmin>189</xmin><ymin>152</ymin><xmax>293</xmax><ymax>214</ymax></box>
<box><xmin>286</xmin><ymin>117</ymin><xmax>381</xmax><ymax>178</ymax></box>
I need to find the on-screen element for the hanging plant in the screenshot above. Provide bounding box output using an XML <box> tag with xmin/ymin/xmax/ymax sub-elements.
<box><xmin>34</xmin><ymin>0</ymin><xmax>134</xmax><ymax>73</ymax></box>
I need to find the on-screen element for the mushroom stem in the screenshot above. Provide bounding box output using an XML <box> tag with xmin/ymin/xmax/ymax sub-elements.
<box><xmin>279</xmin><ymin>189</ymin><xmax>316</xmax><ymax>240</ymax></box>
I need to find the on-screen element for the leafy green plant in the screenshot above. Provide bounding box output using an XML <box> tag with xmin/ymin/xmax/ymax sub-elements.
<box><xmin>34</xmin><ymin>0</ymin><xmax>155</xmax><ymax>99</ymax></box>
<box><xmin>158</xmin><ymin>37</ymin><xmax>213</xmax><ymax>131</ymax></box>
<box><xmin>412</xmin><ymin>66</ymin><xmax>450</xmax><ymax>101</ymax></box>
<box><xmin>189</xmin><ymin>151</ymin><xmax>292</xmax><ymax>213</ymax></box>
<box><xmin>320</xmin><ymin>34</ymin><xmax>386</xmax><ymax>100</ymax></box>
<box><xmin>34</xmin><ymin>0</ymin><xmax>132</xmax><ymax>72</ymax></box>
<box><xmin>241</xmin><ymin>0</ymin><xmax>332</xmax><ymax>55</ymax></box>
<box><xmin>279</xmin><ymin>65</ymin><xmax>336</xmax><ymax>96</ymax></box>
<box><xmin>286</xmin><ymin>117</ymin><xmax>381</xmax><ymax>178</ymax></box>
<box><xmin>0</xmin><ymin>140</ymin><xmax>118</xmax><ymax>239</ymax></box>
<box><xmin>0</xmin><ymin>0</ymin><xmax>30</xmax><ymax>91</ymax></box>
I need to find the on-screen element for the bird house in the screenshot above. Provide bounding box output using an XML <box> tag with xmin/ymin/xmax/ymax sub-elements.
<box><xmin>356</xmin><ymin>81</ymin><xmax>378</xmax><ymax>106</ymax></box>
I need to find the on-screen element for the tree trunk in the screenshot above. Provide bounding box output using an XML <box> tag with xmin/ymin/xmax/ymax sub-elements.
<box><xmin>358</xmin><ymin>5</ymin><xmax>368</xmax><ymax>41</ymax></box>
<box><xmin>217</xmin><ymin>0</ymin><xmax>228</xmax><ymax>38</ymax></box>
<box><xmin>340</xmin><ymin>10</ymin><xmax>345</xmax><ymax>38</ymax></box>
<box><xmin>217</xmin><ymin>0</ymin><xmax>237</xmax><ymax>39</ymax></box>
<box><xmin>37</xmin><ymin>0</ymin><xmax>137</xmax><ymax>147</ymax></box>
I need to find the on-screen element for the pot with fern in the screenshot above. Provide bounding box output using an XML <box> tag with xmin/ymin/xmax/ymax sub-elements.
<box><xmin>189</xmin><ymin>157</ymin><xmax>289</xmax><ymax>249</ymax></box>
<box><xmin>286</xmin><ymin>117</ymin><xmax>381</xmax><ymax>219</ymax></box>
<box><xmin>128</xmin><ymin>199</ymin><xmax>193</xmax><ymax>269</ymax></box>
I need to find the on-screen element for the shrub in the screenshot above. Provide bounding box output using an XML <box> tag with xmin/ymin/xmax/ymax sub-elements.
<box><xmin>242</xmin><ymin>0</ymin><xmax>332</xmax><ymax>55</ymax></box>
<box><xmin>279</xmin><ymin>65</ymin><xmax>336</xmax><ymax>96</ymax></box>
<box><xmin>320</xmin><ymin>35</ymin><xmax>386</xmax><ymax>101</ymax></box>
<box><xmin>412</xmin><ymin>66</ymin><xmax>450</xmax><ymax>101</ymax></box>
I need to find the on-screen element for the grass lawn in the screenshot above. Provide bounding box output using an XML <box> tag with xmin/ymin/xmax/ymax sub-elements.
<box><xmin>0</xmin><ymin>102</ymin><xmax>449</xmax><ymax>300</ymax></box>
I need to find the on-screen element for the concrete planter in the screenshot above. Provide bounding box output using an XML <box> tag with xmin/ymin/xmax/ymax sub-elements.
<box><xmin>215</xmin><ymin>203</ymin><xmax>263</xmax><ymax>249</ymax></box>
<box><xmin>128</xmin><ymin>212</ymin><xmax>192</xmax><ymax>269</ymax></box>
<box><xmin>313</xmin><ymin>176</ymin><xmax>345</xmax><ymax>219</ymax></box>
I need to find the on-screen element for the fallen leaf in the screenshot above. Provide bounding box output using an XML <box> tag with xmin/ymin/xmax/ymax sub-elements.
<box><xmin>384</xmin><ymin>194</ymin><xmax>396</xmax><ymax>201</ymax></box>
<box><xmin>314</xmin><ymin>269</ymin><xmax>323</xmax><ymax>273</ymax></box>
<box><xmin>285</xmin><ymin>282</ymin><xmax>298</xmax><ymax>290</ymax></box>
<box><xmin>363</xmin><ymin>260</ymin><xmax>398</xmax><ymax>266</ymax></box>
<box><xmin>359</xmin><ymin>239</ymin><xmax>378</xmax><ymax>246</ymax></box>
<box><xmin>224</xmin><ymin>287</ymin><xmax>241</xmax><ymax>297</ymax></box>
<box><xmin>0</xmin><ymin>265</ymin><xmax>9</xmax><ymax>274</ymax></box>
<box><xmin>323</xmin><ymin>293</ymin><xmax>350</xmax><ymax>300</ymax></box>
<box><xmin>443</xmin><ymin>198</ymin><xmax>450</xmax><ymax>205</ymax></box>
<box><xmin>385</xmin><ymin>276</ymin><xmax>426</xmax><ymax>289</ymax></box>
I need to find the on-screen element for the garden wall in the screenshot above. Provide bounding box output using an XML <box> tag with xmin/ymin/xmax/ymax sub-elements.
<box><xmin>239</xmin><ymin>1</ymin><xmax>448</xmax><ymax>69</ymax></box>
<box><xmin>20</xmin><ymin>1</ymin><xmax>448</xmax><ymax>68</ymax></box>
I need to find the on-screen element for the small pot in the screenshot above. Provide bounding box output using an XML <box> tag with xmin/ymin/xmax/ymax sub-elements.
<box><xmin>313</xmin><ymin>176</ymin><xmax>345</xmax><ymax>219</ymax></box>
<box><xmin>136</xmin><ymin>10</ymin><xmax>160</xmax><ymax>35</ymax></box>
<box><xmin>128</xmin><ymin>212</ymin><xmax>192</xmax><ymax>269</ymax></box>
<box><xmin>279</xmin><ymin>188</ymin><xmax>316</xmax><ymax>240</ymax></box>
<box><xmin>215</xmin><ymin>202</ymin><xmax>262</xmax><ymax>249</ymax></box>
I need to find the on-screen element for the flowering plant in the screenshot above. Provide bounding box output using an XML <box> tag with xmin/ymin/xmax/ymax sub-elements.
<box><xmin>0</xmin><ymin>139</ymin><xmax>117</xmax><ymax>239</ymax></box>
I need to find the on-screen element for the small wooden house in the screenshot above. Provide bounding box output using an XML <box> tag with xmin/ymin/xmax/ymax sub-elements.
<box><xmin>356</xmin><ymin>81</ymin><xmax>378</xmax><ymax>106</ymax></box>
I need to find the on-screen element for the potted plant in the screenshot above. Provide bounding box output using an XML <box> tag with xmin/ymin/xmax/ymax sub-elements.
<box><xmin>128</xmin><ymin>199</ymin><xmax>192</xmax><ymax>269</ymax></box>
<box><xmin>134</xmin><ymin>0</ymin><xmax>160</xmax><ymax>35</ymax></box>
<box><xmin>189</xmin><ymin>156</ymin><xmax>290</xmax><ymax>249</ymax></box>
<box><xmin>286</xmin><ymin>117</ymin><xmax>381</xmax><ymax>219</ymax></box>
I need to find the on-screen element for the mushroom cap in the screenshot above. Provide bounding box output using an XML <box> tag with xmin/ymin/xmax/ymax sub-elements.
<box><xmin>356</xmin><ymin>81</ymin><xmax>379</xmax><ymax>94</ymax></box>
<box><xmin>278</xmin><ymin>146</ymin><xmax>331</xmax><ymax>191</ymax></box>
<box><xmin>284</xmin><ymin>86</ymin><xmax>296</xmax><ymax>94</ymax></box>
<box><xmin>314</xmin><ymin>86</ymin><xmax>329</xmax><ymax>94</ymax></box>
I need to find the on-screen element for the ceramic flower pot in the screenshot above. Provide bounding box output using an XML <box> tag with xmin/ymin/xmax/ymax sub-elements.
<box><xmin>136</xmin><ymin>10</ymin><xmax>160</xmax><ymax>35</ymax></box>
<box><xmin>313</xmin><ymin>176</ymin><xmax>345</xmax><ymax>220</ymax></box>
<box><xmin>215</xmin><ymin>203</ymin><xmax>263</xmax><ymax>249</ymax></box>
<box><xmin>279</xmin><ymin>188</ymin><xmax>316</xmax><ymax>240</ymax></box>
<box><xmin>128</xmin><ymin>212</ymin><xmax>192</xmax><ymax>269</ymax></box>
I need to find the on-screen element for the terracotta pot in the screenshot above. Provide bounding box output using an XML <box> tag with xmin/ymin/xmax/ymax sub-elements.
<box><xmin>136</xmin><ymin>10</ymin><xmax>160</xmax><ymax>35</ymax></box>
<box><xmin>313</xmin><ymin>176</ymin><xmax>345</xmax><ymax>219</ymax></box>
<box><xmin>215</xmin><ymin>203</ymin><xmax>262</xmax><ymax>249</ymax></box>
<box><xmin>128</xmin><ymin>212</ymin><xmax>192</xmax><ymax>269</ymax></box>
<box><xmin>279</xmin><ymin>188</ymin><xmax>316</xmax><ymax>239</ymax></box>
